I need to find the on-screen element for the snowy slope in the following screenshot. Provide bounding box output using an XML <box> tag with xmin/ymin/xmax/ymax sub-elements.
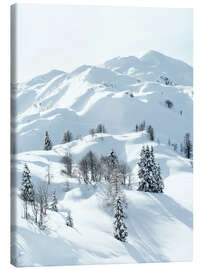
<box><xmin>104</xmin><ymin>50</ymin><xmax>193</xmax><ymax>86</ymax></box>
<box><xmin>11</xmin><ymin>51</ymin><xmax>193</xmax><ymax>266</ymax></box>
<box><xmin>11</xmin><ymin>132</ymin><xmax>193</xmax><ymax>266</ymax></box>
<box><xmin>12</xmin><ymin>50</ymin><xmax>193</xmax><ymax>153</ymax></box>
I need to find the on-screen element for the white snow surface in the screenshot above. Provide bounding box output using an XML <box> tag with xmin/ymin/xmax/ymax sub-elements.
<box><xmin>12</xmin><ymin>50</ymin><xmax>193</xmax><ymax>153</ymax></box>
<box><xmin>11</xmin><ymin>51</ymin><xmax>193</xmax><ymax>266</ymax></box>
<box><xmin>11</xmin><ymin>133</ymin><xmax>193</xmax><ymax>266</ymax></box>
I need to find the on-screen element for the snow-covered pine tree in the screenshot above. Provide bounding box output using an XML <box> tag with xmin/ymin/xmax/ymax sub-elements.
<box><xmin>152</xmin><ymin>162</ymin><xmax>164</xmax><ymax>193</ymax></box>
<box><xmin>137</xmin><ymin>146</ymin><xmax>164</xmax><ymax>193</ymax></box>
<box><xmin>113</xmin><ymin>196</ymin><xmax>128</xmax><ymax>242</ymax></box>
<box><xmin>150</xmin><ymin>147</ymin><xmax>164</xmax><ymax>192</ymax></box>
<box><xmin>21</xmin><ymin>163</ymin><xmax>34</xmax><ymax>219</ymax></box>
<box><xmin>50</xmin><ymin>190</ymin><xmax>58</xmax><ymax>211</ymax></box>
<box><xmin>44</xmin><ymin>131</ymin><xmax>52</xmax><ymax>150</ymax></box>
<box><xmin>66</xmin><ymin>210</ymin><xmax>73</xmax><ymax>227</ymax></box>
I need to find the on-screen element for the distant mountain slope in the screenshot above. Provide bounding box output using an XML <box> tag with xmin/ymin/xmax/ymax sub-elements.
<box><xmin>12</xmin><ymin>51</ymin><xmax>193</xmax><ymax>153</ymax></box>
<box><xmin>104</xmin><ymin>50</ymin><xmax>193</xmax><ymax>86</ymax></box>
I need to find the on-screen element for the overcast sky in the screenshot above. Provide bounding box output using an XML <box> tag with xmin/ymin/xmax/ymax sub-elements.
<box><xmin>14</xmin><ymin>4</ymin><xmax>193</xmax><ymax>82</ymax></box>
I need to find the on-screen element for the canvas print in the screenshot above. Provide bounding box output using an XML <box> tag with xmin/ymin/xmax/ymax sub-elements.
<box><xmin>11</xmin><ymin>4</ymin><xmax>193</xmax><ymax>267</ymax></box>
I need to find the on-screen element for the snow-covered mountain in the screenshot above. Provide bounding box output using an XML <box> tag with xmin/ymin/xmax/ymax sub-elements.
<box><xmin>12</xmin><ymin>50</ymin><xmax>193</xmax><ymax>153</ymax></box>
<box><xmin>11</xmin><ymin>50</ymin><xmax>193</xmax><ymax>266</ymax></box>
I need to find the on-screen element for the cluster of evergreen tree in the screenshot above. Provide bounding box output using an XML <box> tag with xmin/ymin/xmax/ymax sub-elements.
<box><xmin>61</xmin><ymin>130</ymin><xmax>73</xmax><ymax>144</ymax></box>
<box><xmin>89</xmin><ymin>124</ymin><xmax>107</xmax><ymax>137</ymax></box>
<box><xmin>137</xmin><ymin>146</ymin><xmax>164</xmax><ymax>193</ymax></box>
<box><xmin>135</xmin><ymin>122</ymin><xmax>154</xmax><ymax>141</ymax></box>
<box><xmin>43</xmin><ymin>129</ymin><xmax>74</xmax><ymax>151</ymax></box>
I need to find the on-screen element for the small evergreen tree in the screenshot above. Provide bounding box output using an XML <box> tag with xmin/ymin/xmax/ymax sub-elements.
<box><xmin>61</xmin><ymin>130</ymin><xmax>73</xmax><ymax>144</ymax></box>
<box><xmin>50</xmin><ymin>190</ymin><xmax>58</xmax><ymax>212</ymax></box>
<box><xmin>66</xmin><ymin>210</ymin><xmax>73</xmax><ymax>227</ymax></box>
<box><xmin>147</xmin><ymin>125</ymin><xmax>154</xmax><ymax>141</ymax></box>
<box><xmin>113</xmin><ymin>196</ymin><xmax>128</xmax><ymax>242</ymax></box>
<box><xmin>137</xmin><ymin>146</ymin><xmax>164</xmax><ymax>193</ymax></box>
<box><xmin>21</xmin><ymin>164</ymin><xmax>34</xmax><ymax>219</ymax></box>
<box><xmin>44</xmin><ymin>131</ymin><xmax>52</xmax><ymax>150</ymax></box>
<box><xmin>184</xmin><ymin>133</ymin><xmax>192</xmax><ymax>159</ymax></box>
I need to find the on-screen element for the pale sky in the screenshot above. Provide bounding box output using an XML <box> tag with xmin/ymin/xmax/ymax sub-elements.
<box><xmin>14</xmin><ymin>4</ymin><xmax>193</xmax><ymax>82</ymax></box>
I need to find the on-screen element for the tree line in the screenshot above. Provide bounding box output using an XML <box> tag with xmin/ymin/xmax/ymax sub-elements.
<box><xmin>21</xmin><ymin>143</ymin><xmax>165</xmax><ymax>243</ymax></box>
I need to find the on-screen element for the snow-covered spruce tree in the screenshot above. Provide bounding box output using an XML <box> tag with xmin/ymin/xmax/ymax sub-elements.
<box><xmin>184</xmin><ymin>133</ymin><xmax>192</xmax><ymax>159</ymax></box>
<box><xmin>66</xmin><ymin>210</ymin><xmax>73</xmax><ymax>227</ymax></box>
<box><xmin>50</xmin><ymin>190</ymin><xmax>58</xmax><ymax>212</ymax></box>
<box><xmin>21</xmin><ymin>163</ymin><xmax>34</xmax><ymax>219</ymax></box>
<box><xmin>113</xmin><ymin>196</ymin><xmax>128</xmax><ymax>242</ymax></box>
<box><xmin>137</xmin><ymin>146</ymin><xmax>164</xmax><ymax>193</ymax></box>
<box><xmin>44</xmin><ymin>131</ymin><xmax>52</xmax><ymax>150</ymax></box>
<box><xmin>61</xmin><ymin>130</ymin><xmax>73</xmax><ymax>144</ymax></box>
